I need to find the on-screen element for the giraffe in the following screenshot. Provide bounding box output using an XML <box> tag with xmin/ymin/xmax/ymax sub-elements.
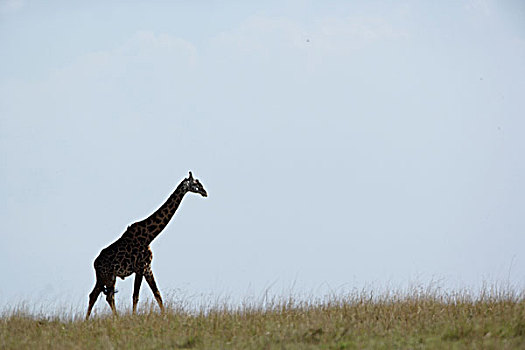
<box><xmin>85</xmin><ymin>171</ymin><xmax>207</xmax><ymax>320</ymax></box>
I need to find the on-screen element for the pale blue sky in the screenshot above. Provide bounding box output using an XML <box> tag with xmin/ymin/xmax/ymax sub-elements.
<box><xmin>1</xmin><ymin>0</ymin><xmax>524</xmax><ymax>313</ymax></box>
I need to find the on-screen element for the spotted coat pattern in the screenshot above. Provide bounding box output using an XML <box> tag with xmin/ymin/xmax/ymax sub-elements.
<box><xmin>85</xmin><ymin>172</ymin><xmax>207</xmax><ymax>319</ymax></box>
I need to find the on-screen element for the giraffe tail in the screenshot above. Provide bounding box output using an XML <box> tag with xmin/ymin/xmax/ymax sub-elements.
<box><xmin>102</xmin><ymin>286</ymin><xmax>119</xmax><ymax>295</ymax></box>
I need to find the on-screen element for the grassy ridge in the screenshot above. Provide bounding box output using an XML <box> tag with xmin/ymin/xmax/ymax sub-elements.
<box><xmin>1</xmin><ymin>288</ymin><xmax>524</xmax><ymax>349</ymax></box>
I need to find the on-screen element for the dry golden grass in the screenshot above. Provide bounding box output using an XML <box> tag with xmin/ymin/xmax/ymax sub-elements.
<box><xmin>1</xmin><ymin>286</ymin><xmax>524</xmax><ymax>349</ymax></box>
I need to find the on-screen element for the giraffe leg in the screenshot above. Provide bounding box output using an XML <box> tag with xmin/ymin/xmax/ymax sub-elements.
<box><xmin>104</xmin><ymin>277</ymin><xmax>118</xmax><ymax>317</ymax></box>
<box><xmin>144</xmin><ymin>269</ymin><xmax>164</xmax><ymax>313</ymax></box>
<box><xmin>86</xmin><ymin>280</ymin><xmax>104</xmax><ymax>320</ymax></box>
<box><xmin>132</xmin><ymin>273</ymin><xmax>143</xmax><ymax>315</ymax></box>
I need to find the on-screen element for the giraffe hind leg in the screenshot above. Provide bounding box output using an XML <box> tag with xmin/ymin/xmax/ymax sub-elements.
<box><xmin>104</xmin><ymin>277</ymin><xmax>118</xmax><ymax>317</ymax></box>
<box><xmin>86</xmin><ymin>280</ymin><xmax>104</xmax><ymax>320</ymax></box>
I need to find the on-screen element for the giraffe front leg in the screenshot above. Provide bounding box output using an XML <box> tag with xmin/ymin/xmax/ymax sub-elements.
<box><xmin>133</xmin><ymin>273</ymin><xmax>143</xmax><ymax>315</ymax></box>
<box><xmin>144</xmin><ymin>269</ymin><xmax>164</xmax><ymax>313</ymax></box>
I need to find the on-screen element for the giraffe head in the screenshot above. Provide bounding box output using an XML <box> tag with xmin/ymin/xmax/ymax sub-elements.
<box><xmin>184</xmin><ymin>171</ymin><xmax>208</xmax><ymax>197</ymax></box>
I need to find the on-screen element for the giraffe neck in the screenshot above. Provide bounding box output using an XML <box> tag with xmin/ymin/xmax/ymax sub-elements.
<box><xmin>140</xmin><ymin>180</ymin><xmax>188</xmax><ymax>244</ymax></box>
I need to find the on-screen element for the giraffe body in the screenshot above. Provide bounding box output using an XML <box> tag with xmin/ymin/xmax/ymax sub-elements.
<box><xmin>85</xmin><ymin>172</ymin><xmax>207</xmax><ymax>319</ymax></box>
<box><xmin>94</xmin><ymin>233</ymin><xmax>152</xmax><ymax>281</ymax></box>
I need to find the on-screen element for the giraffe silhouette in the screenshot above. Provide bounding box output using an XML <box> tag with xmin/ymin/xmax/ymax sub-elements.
<box><xmin>85</xmin><ymin>171</ymin><xmax>207</xmax><ymax>319</ymax></box>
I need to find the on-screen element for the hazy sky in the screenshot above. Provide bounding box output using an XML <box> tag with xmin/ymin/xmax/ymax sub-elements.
<box><xmin>1</xmin><ymin>0</ymin><xmax>524</xmax><ymax>314</ymax></box>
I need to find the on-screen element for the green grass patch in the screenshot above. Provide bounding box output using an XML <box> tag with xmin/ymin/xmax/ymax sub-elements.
<box><xmin>1</xmin><ymin>287</ymin><xmax>524</xmax><ymax>349</ymax></box>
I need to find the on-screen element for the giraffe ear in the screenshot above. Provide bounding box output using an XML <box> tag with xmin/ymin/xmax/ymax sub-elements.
<box><xmin>188</xmin><ymin>171</ymin><xmax>193</xmax><ymax>180</ymax></box>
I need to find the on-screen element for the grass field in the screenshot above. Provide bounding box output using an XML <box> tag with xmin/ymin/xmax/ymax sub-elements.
<box><xmin>1</xmin><ymin>286</ymin><xmax>524</xmax><ymax>349</ymax></box>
